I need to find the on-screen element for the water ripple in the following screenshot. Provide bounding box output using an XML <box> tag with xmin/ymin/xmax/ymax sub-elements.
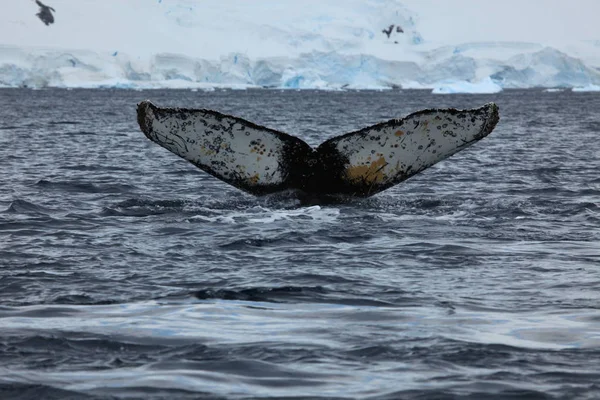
<box><xmin>1</xmin><ymin>88</ymin><xmax>599</xmax><ymax>398</ymax></box>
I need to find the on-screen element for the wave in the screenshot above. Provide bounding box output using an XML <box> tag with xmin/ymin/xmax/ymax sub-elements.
<box><xmin>0</xmin><ymin>383</ymin><xmax>94</xmax><ymax>400</ymax></box>
<box><xmin>35</xmin><ymin>179</ymin><xmax>137</xmax><ymax>194</ymax></box>
<box><xmin>192</xmin><ymin>286</ymin><xmax>396</xmax><ymax>307</ymax></box>
<box><xmin>3</xmin><ymin>199</ymin><xmax>53</xmax><ymax>215</ymax></box>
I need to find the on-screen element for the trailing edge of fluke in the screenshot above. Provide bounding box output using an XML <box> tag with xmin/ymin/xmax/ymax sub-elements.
<box><xmin>136</xmin><ymin>101</ymin><xmax>499</xmax><ymax>198</ymax></box>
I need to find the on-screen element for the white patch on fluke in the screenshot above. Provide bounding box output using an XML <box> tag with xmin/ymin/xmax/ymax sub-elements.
<box><xmin>322</xmin><ymin>103</ymin><xmax>499</xmax><ymax>195</ymax></box>
<box><xmin>153</xmin><ymin>113</ymin><xmax>282</xmax><ymax>182</ymax></box>
<box><xmin>137</xmin><ymin>101</ymin><xmax>310</xmax><ymax>194</ymax></box>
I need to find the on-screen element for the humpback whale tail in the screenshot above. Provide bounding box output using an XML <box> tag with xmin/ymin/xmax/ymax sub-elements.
<box><xmin>136</xmin><ymin>101</ymin><xmax>499</xmax><ymax>198</ymax></box>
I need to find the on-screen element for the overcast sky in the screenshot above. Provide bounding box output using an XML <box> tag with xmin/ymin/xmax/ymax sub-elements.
<box><xmin>402</xmin><ymin>0</ymin><xmax>600</xmax><ymax>44</ymax></box>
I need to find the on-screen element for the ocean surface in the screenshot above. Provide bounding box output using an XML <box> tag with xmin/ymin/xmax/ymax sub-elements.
<box><xmin>0</xmin><ymin>88</ymin><xmax>599</xmax><ymax>399</ymax></box>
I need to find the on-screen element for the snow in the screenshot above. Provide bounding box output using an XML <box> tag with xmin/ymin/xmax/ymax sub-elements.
<box><xmin>1</xmin><ymin>0</ymin><xmax>599</xmax><ymax>91</ymax></box>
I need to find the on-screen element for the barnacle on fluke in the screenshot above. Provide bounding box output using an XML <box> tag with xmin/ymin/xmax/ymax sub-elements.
<box><xmin>136</xmin><ymin>101</ymin><xmax>499</xmax><ymax>198</ymax></box>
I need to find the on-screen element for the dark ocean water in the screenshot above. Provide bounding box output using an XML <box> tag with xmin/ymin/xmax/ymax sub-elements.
<box><xmin>0</xmin><ymin>88</ymin><xmax>599</xmax><ymax>399</ymax></box>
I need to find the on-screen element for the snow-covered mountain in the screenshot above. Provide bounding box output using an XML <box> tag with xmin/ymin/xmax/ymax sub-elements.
<box><xmin>1</xmin><ymin>0</ymin><xmax>599</xmax><ymax>92</ymax></box>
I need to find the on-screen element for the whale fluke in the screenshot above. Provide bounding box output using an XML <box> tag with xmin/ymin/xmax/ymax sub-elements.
<box><xmin>137</xmin><ymin>101</ymin><xmax>499</xmax><ymax>198</ymax></box>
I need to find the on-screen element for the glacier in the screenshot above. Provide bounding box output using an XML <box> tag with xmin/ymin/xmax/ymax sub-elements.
<box><xmin>1</xmin><ymin>0</ymin><xmax>599</xmax><ymax>92</ymax></box>
<box><xmin>432</xmin><ymin>77</ymin><xmax>503</xmax><ymax>95</ymax></box>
